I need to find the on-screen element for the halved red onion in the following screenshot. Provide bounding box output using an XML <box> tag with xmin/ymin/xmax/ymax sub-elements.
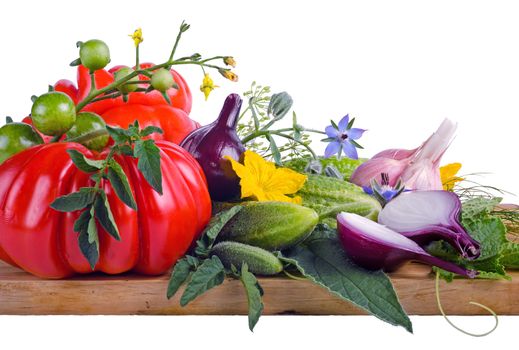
<box><xmin>378</xmin><ymin>191</ymin><xmax>480</xmax><ymax>260</ymax></box>
<box><xmin>337</xmin><ymin>212</ymin><xmax>477</xmax><ymax>278</ymax></box>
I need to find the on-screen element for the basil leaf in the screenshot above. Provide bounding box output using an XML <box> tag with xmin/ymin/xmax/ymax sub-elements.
<box><xmin>67</xmin><ymin>149</ymin><xmax>104</xmax><ymax>173</ymax></box>
<box><xmin>93</xmin><ymin>191</ymin><xmax>121</xmax><ymax>241</ymax></box>
<box><xmin>134</xmin><ymin>139</ymin><xmax>162</xmax><ymax>195</ymax></box>
<box><xmin>141</xmin><ymin>125</ymin><xmax>164</xmax><ymax>137</ymax></box>
<box><xmin>194</xmin><ymin>206</ymin><xmax>243</xmax><ymax>257</ymax></box>
<box><xmin>180</xmin><ymin>256</ymin><xmax>225</xmax><ymax>307</ymax></box>
<box><xmin>240</xmin><ymin>263</ymin><xmax>264</xmax><ymax>331</ymax></box>
<box><xmin>50</xmin><ymin>187</ymin><xmax>97</xmax><ymax>212</ymax></box>
<box><xmin>106</xmin><ymin>125</ymin><xmax>130</xmax><ymax>145</ymax></box>
<box><xmin>282</xmin><ymin>237</ymin><xmax>412</xmax><ymax>333</ymax></box>
<box><xmin>75</xmin><ymin>207</ymin><xmax>99</xmax><ymax>269</ymax></box>
<box><xmin>107</xmin><ymin>160</ymin><xmax>137</xmax><ymax>210</ymax></box>
<box><xmin>167</xmin><ymin>256</ymin><xmax>198</xmax><ymax>299</ymax></box>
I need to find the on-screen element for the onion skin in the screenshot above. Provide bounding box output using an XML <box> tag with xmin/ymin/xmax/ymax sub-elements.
<box><xmin>337</xmin><ymin>212</ymin><xmax>477</xmax><ymax>278</ymax></box>
<box><xmin>180</xmin><ymin>94</ymin><xmax>245</xmax><ymax>201</ymax></box>
<box><xmin>378</xmin><ymin>191</ymin><xmax>481</xmax><ymax>260</ymax></box>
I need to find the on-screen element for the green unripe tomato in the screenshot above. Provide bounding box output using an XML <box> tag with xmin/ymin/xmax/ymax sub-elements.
<box><xmin>0</xmin><ymin>122</ymin><xmax>44</xmax><ymax>164</ymax></box>
<box><xmin>79</xmin><ymin>39</ymin><xmax>111</xmax><ymax>71</ymax></box>
<box><xmin>31</xmin><ymin>92</ymin><xmax>76</xmax><ymax>136</ymax></box>
<box><xmin>66</xmin><ymin>112</ymin><xmax>109</xmax><ymax>151</ymax></box>
<box><xmin>150</xmin><ymin>68</ymin><xmax>175</xmax><ymax>92</ymax></box>
<box><xmin>114</xmin><ymin>67</ymin><xmax>139</xmax><ymax>93</ymax></box>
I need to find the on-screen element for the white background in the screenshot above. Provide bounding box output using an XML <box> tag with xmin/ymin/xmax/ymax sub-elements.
<box><xmin>0</xmin><ymin>0</ymin><xmax>518</xmax><ymax>348</ymax></box>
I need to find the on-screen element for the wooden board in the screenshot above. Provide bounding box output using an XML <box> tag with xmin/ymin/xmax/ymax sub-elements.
<box><xmin>0</xmin><ymin>261</ymin><xmax>518</xmax><ymax>315</ymax></box>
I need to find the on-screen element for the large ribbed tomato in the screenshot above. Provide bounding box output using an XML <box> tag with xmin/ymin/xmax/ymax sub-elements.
<box><xmin>54</xmin><ymin>64</ymin><xmax>196</xmax><ymax>144</ymax></box>
<box><xmin>0</xmin><ymin>140</ymin><xmax>211</xmax><ymax>279</ymax></box>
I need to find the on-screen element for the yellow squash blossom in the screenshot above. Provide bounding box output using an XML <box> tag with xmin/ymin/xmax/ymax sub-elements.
<box><xmin>200</xmin><ymin>73</ymin><xmax>219</xmax><ymax>100</ymax></box>
<box><xmin>218</xmin><ymin>68</ymin><xmax>239</xmax><ymax>82</ymax></box>
<box><xmin>440</xmin><ymin>163</ymin><xmax>464</xmax><ymax>191</ymax></box>
<box><xmin>223</xmin><ymin>56</ymin><xmax>237</xmax><ymax>68</ymax></box>
<box><xmin>129</xmin><ymin>28</ymin><xmax>143</xmax><ymax>47</ymax></box>
<box><xmin>225</xmin><ymin>150</ymin><xmax>307</xmax><ymax>204</ymax></box>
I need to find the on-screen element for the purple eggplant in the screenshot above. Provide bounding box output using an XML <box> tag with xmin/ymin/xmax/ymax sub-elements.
<box><xmin>180</xmin><ymin>94</ymin><xmax>246</xmax><ymax>201</ymax></box>
<box><xmin>378</xmin><ymin>191</ymin><xmax>480</xmax><ymax>260</ymax></box>
<box><xmin>337</xmin><ymin>212</ymin><xmax>477</xmax><ymax>278</ymax></box>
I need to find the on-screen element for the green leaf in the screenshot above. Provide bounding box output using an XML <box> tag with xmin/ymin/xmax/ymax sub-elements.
<box><xmin>167</xmin><ymin>256</ymin><xmax>198</xmax><ymax>299</ymax></box>
<box><xmin>282</xmin><ymin>236</ymin><xmax>412</xmax><ymax>333</ymax></box>
<box><xmin>240</xmin><ymin>263</ymin><xmax>264</xmax><ymax>331</ymax></box>
<box><xmin>106</xmin><ymin>160</ymin><xmax>137</xmax><ymax>210</ymax></box>
<box><xmin>266</xmin><ymin>134</ymin><xmax>282</xmax><ymax>165</ymax></box>
<box><xmin>140</xmin><ymin>125</ymin><xmax>164</xmax><ymax>137</ymax></box>
<box><xmin>106</xmin><ymin>125</ymin><xmax>130</xmax><ymax>145</ymax></box>
<box><xmin>50</xmin><ymin>187</ymin><xmax>97</xmax><ymax>212</ymax></box>
<box><xmin>194</xmin><ymin>206</ymin><xmax>243</xmax><ymax>257</ymax></box>
<box><xmin>501</xmin><ymin>242</ymin><xmax>519</xmax><ymax>269</ymax></box>
<box><xmin>134</xmin><ymin>139</ymin><xmax>162</xmax><ymax>194</ymax></box>
<box><xmin>75</xmin><ymin>207</ymin><xmax>99</xmax><ymax>269</ymax></box>
<box><xmin>118</xmin><ymin>144</ymin><xmax>134</xmax><ymax>156</ymax></box>
<box><xmin>67</xmin><ymin>149</ymin><xmax>104</xmax><ymax>173</ymax></box>
<box><xmin>93</xmin><ymin>191</ymin><xmax>121</xmax><ymax>241</ymax></box>
<box><xmin>462</xmin><ymin>197</ymin><xmax>502</xmax><ymax>220</ymax></box>
<box><xmin>180</xmin><ymin>256</ymin><xmax>225</xmax><ymax>307</ymax></box>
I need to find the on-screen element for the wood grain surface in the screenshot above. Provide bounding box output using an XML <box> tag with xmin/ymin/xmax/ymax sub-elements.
<box><xmin>0</xmin><ymin>261</ymin><xmax>517</xmax><ymax>315</ymax></box>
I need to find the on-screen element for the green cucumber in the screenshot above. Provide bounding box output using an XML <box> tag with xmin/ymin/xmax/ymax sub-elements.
<box><xmin>217</xmin><ymin>201</ymin><xmax>319</xmax><ymax>251</ymax></box>
<box><xmin>211</xmin><ymin>241</ymin><xmax>283</xmax><ymax>275</ymax></box>
<box><xmin>298</xmin><ymin>174</ymin><xmax>381</xmax><ymax>227</ymax></box>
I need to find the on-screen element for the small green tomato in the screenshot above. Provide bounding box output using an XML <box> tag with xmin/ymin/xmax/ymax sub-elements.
<box><xmin>79</xmin><ymin>39</ymin><xmax>111</xmax><ymax>71</ymax></box>
<box><xmin>0</xmin><ymin>122</ymin><xmax>44</xmax><ymax>164</ymax></box>
<box><xmin>150</xmin><ymin>68</ymin><xmax>175</xmax><ymax>92</ymax></box>
<box><xmin>66</xmin><ymin>112</ymin><xmax>109</xmax><ymax>151</ymax></box>
<box><xmin>114</xmin><ymin>67</ymin><xmax>139</xmax><ymax>93</ymax></box>
<box><xmin>31</xmin><ymin>92</ymin><xmax>76</xmax><ymax>136</ymax></box>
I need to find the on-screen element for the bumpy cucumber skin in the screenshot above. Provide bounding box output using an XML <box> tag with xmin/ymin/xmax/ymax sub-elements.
<box><xmin>211</xmin><ymin>241</ymin><xmax>283</xmax><ymax>275</ymax></box>
<box><xmin>283</xmin><ymin>157</ymin><xmax>365</xmax><ymax>181</ymax></box>
<box><xmin>218</xmin><ymin>201</ymin><xmax>319</xmax><ymax>251</ymax></box>
<box><xmin>298</xmin><ymin>174</ymin><xmax>381</xmax><ymax>227</ymax></box>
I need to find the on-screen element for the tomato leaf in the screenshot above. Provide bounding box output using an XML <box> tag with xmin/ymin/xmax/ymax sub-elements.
<box><xmin>118</xmin><ymin>144</ymin><xmax>134</xmax><ymax>157</ymax></box>
<box><xmin>75</xmin><ymin>207</ymin><xmax>99</xmax><ymax>269</ymax></box>
<box><xmin>107</xmin><ymin>160</ymin><xmax>137</xmax><ymax>210</ymax></box>
<box><xmin>140</xmin><ymin>125</ymin><xmax>164</xmax><ymax>137</ymax></box>
<box><xmin>106</xmin><ymin>125</ymin><xmax>131</xmax><ymax>145</ymax></box>
<box><xmin>194</xmin><ymin>205</ymin><xmax>243</xmax><ymax>257</ymax></box>
<box><xmin>134</xmin><ymin>139</ymin><xmax>162</xmax><ymax>194</ymax></box>
<box><xmin>67</xmin><ymin>149</ymin><xmax>104</xmax><ymax>173</ymax></box>
<box><xmin>50</xmin><ymin>187</ymin><xmax>98</xmax><ymax>212</ymax></box>
<box><xmin>180</xmin><ymin>256</ymin><xmax>225</xmax><ymax>307</ymax></box>
<box><xmin>167</xmin><ymin>256</ymin><xmax>199</xmax><ymax>299</ymax></box>
<box><xmin>240</xmin><ymin>263</ymin><xmax>264</xmax><ymax>331</ymax></box>
<box><xmin>93</xmin><ymin>191</ymin><xmax>121</xmax><ymax>241</ymax></box>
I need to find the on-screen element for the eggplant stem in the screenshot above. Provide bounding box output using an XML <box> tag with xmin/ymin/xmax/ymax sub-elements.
<box><xmin>435</xmin><ymin>271</ymin><xmax>498</xmax><ymax>337</ymax></box>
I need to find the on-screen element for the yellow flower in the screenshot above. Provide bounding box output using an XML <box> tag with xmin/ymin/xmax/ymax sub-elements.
<box><xmin>129</xmin><ymin>28</ymin><xmax>143</xmax><ymax>47</ymax></box>
<box><xmin>440</xmin><ymin>163</ymin><xmax>464</xmax><ymax>191</ymax></box>
<box><xmin>200</xmin><ymin>73</ymin><xmax>219</xmax><ymax>100</ymax></box>
<box><xmin>218</xmin><ymin>68</ymin><xmax>239</xmax><ymax>82</ymax></box>
<box><xmin>225</xmin><ymin>150</ymin><xmax>307</xmax><ymax>204</ymax></box>
<box><xmin>223</xmin><ymin>56</ymin><xmax>237</xmax><ymax>68</ymax></box>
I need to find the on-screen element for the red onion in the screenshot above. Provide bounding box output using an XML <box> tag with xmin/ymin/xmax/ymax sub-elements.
<box><xmin>337</xmin><ymin>212</ymin><xmax>477</xmax><ymax>278</ymax></box>
<box><xmin>180</xmin><ymin>94</ymin><xmax>246</xmax><ymax>201</ymax></box>
<box><xmin>378</xmin><ymin>191</ymin><xmax>480</xmax><ymax>260</ymax></box>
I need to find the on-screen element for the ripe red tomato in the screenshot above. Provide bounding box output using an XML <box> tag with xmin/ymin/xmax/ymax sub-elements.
<box><xmin>55</xmin><ymin>64</ymin><xmax>196</xmax><ymax>144</ymax></box>
<box><xmin>0</xmin><ymin>141</ymin><xmax>211</xmax><ymax>278</ymax></box>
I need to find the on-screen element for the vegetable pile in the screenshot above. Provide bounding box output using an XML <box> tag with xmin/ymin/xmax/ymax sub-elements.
<box><xmin>0</xmin><ymin>22</ymin><xmax>518</xmax><ymax>335</ymax></box>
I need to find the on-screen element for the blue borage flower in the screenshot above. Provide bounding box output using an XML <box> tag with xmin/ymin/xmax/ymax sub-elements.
<box><xmin>363</xmin><ymin>173</ymin><xmax>406</xmax><ymax>207</ymax></box>
<box><xmin>322</xmin><ymin>114</ymin><xmax>365</xmax><ymax>159</ymax></box>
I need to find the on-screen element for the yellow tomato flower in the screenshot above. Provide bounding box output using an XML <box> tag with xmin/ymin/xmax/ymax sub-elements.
<box><xmin>225</xmin><ymin>150</ymin><xmax>307</xmax><ymax>204</ymax></box>
<box><xmin>218</xmin><ymin>69</ymin><xmax>239</xmax><ymax>82</ymax></box>
<box><xmin>129</xmin><ymin>28</ymin><xmax>143</xmax><ymax>47</ymax></box>
<box><xmin>223</xmin><ymin>56</ymin><xmax>237</xmax><ymax>68</ymax></box>
<box><xmin>440</xmin><ymin>162</ymin><xmax>464</xmax><ymax>191</ymax></box>
<box><xmin>200</xmin><ymin>73</ymin><xmax>219</xmax><ymax>100</ymax></box>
